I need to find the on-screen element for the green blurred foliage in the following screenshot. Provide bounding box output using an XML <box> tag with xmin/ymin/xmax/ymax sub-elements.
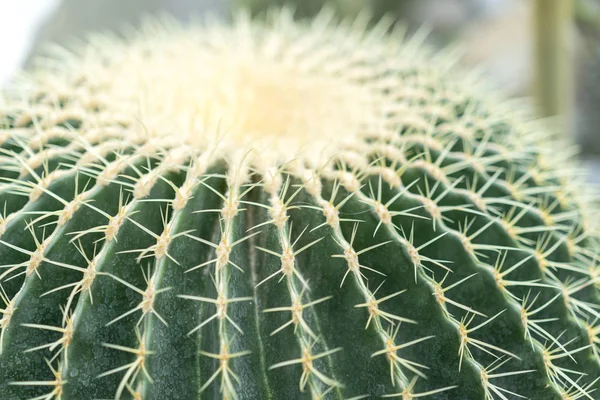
<box><xmin>231</xmin><ymin>0</ymin><xmax>414</xmax><ymax>20</ymax></box>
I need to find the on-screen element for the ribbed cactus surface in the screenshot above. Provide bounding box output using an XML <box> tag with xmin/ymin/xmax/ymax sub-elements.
<box><xmin>0</xmin><ymin>10</ymin><xmax>599</xmax><ymax>400</ymax></box>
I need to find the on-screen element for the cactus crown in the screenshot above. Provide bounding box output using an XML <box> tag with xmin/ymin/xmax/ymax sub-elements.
<box><xmin>0</xmin><ymin>9</ymin><xmax>599</xmax><ymax>400</ymax></box>
<box><xmin>18</xmin><ymin>11</ymin><xmax>386</xmax><ymax>167</ymax></box>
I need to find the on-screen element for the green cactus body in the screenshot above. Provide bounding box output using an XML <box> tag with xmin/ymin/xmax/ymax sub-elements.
<box><xmin>0</xmin><ymin>10</ymin><xmax>599</xmax><ymax>400</ymax></box>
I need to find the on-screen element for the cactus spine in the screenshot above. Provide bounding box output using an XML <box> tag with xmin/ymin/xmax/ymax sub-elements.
<box><xmin>0</xmin><ymin>10</ymin><xmax>599</xmax><ymax>400</ymax></box>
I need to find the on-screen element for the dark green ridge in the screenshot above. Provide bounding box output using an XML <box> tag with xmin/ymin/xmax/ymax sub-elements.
<box><xmin>417</xmin><ymin>163</ymin><xmax>600</xmax><ymax>391</ymax></box>
<box><xmin>0</xmin><ymin>130</ymin><xmax>76</xmax><ymax>175</ymax></box>
<box><xmin>27</xmin><ymin>154</ymin><xmax>81</xmax><ymax>180</ymax></box>
<box><xmin>251</xmin><ymin>186</ymin><xmax>346</xmax><ymax>400</ymax></box>
<box><xmin>0</xmin><ymin>172</ymin><xmax>86</xmax><ymax>298</ymax></box>
<box><xmin>351</xmin><ymin>174</ymin><xmax>560</xmax><ymax>399</ymax></box>
<box><xmin>248</xmin><ymin>190</ymin><xmax>310</xmax><ymax>400</ymax></box>
<box><xmin>314</xmin><ymin>175</ymin><xmax>489</xmax><ymax>398</ymax></box>
<box><xmin>0</xmin><ymin>176</ymin><xmax>130</xmax><ymax>399</ymax></box>
<box><xmin>0</xmin><ymin>143</ymin><xmax>128</xmax><ymax>217</ymax></box>
<box><xmin>407</xmin><ymin>169</ymin><xmax>587</xmax><ymax>375</ymax></box>
<box><xmin>0</xmin><ymin>172</ymin><xmax>77</xmax><ymax>218</ymax></box>
<box><xmin>332</xmin><ymin>189</ymin><xmax>487</xmax><ymax>399</ymax></box>
<box><xmin>212</xmin><ymin>189</ymin><xmax>271</xmax><ymax>400</ymax></box>
<box><xmin>361</xmin><ymin>170</ymin><xmax>592</xmax><ymax>398</ymax></box>
<box><xmin>287</xmin><ymin>184</ymin><xmax>405</xmax><ymax>399</ymax></box>
<box><xmin>0</xmin><ymin>134</ymin><xmax>29</xmax><ymax>153</ymax></box>
<box><xmin>378</xmin><ymin>140</ymin><xmax>600</xmax><ymax>348</ymax></box>
<box><xmin>61</xmin><ymin>172</ymin><xmax>183</xmax><ymax>399</ymax></box>
<box><xmin>140</xmin><ymin>170</ymin><xmax>226</xmax><ymax>400</ymax></box>
<box><xmin>0</xmin><ymin>154</ymin><xmax>155</xmax><ymax>299</ymax></box>
<box><xmin>274</xmin><ymin>180</ymin><xmax>345</xmax><ymax>399</ymax></box>
<box><xmin>0</xmin><ymin>163</ymin><xmax>20</xmax><ymax>182</ymax></box>
<box><xmin>255</xmin><ymin>188</ymin><xmax>336</xmax><ymax>399</ymax></box>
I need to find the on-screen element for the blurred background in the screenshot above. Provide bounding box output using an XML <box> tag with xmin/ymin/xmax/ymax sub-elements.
<box><xmin>1</xmin><ymin>0</ymin><xmax>599</xmax><ymax>182</ymax></box>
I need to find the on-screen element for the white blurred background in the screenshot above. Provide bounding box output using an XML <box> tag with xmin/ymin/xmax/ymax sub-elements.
<box><xmin>0</xmin><ymin>0</ymin><xmax>59</xmax><ymax>85</ymax></box>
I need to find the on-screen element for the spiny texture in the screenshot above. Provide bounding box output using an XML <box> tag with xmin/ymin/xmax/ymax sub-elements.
<box><xmin>0</xmin><ymin>10</ymin><xmax>599</xmax><ymax>400</ymax></box>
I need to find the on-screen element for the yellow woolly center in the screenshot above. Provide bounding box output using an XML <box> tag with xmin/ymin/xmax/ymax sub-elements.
<box><xmin>63</xmin><ymin>19</ymin><xmax>385</xmax><ymax>165</ymax></box>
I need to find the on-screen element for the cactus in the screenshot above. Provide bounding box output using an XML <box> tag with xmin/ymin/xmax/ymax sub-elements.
<box><xmin>0</xmin><ymin>9</ymin><xmax>599</xmax><ymax>400</ymax></box>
